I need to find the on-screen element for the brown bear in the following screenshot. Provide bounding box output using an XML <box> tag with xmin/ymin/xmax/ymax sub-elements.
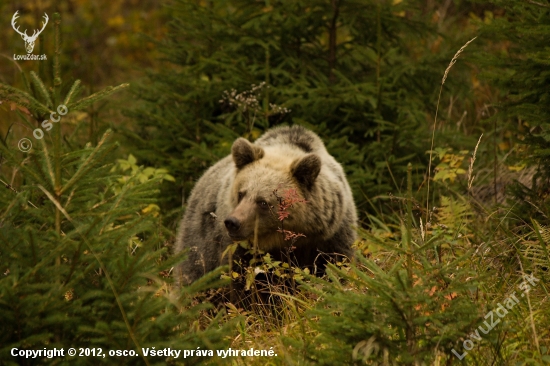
<box><xmin>174</xmin><ymin>125</ymin><xmax>357</xmax><ymax>286</ymax></box>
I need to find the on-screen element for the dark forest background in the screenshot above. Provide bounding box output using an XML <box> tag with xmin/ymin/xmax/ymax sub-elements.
<box><xmin>1</xmin><ymin>0</ymin><xmax>549</xmax><ymax>364</ymax></box>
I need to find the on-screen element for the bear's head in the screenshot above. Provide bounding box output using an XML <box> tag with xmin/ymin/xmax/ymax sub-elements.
<box><xmin>223</xmin><ymin>137</ymin><xmax>321</xmax><ymax>250</ymax></box>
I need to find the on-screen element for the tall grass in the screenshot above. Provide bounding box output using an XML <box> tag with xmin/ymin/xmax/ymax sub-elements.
<box><xmin>200</xmin><ymin>35</ymin><xmax>549</xmax><ymax>365</ymax></box>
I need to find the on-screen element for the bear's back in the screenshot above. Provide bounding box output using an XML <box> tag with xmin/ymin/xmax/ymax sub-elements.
<box><xmin>254</xmin><ymin>125</ymin><xmax>326</xmax><ymax>154</ymax></box>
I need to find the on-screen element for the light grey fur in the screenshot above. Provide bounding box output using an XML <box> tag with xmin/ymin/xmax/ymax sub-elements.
<box><xmin>174</xmin><ymin>125</ymin><xmax>357</xmax><ymax>286</ymax></box>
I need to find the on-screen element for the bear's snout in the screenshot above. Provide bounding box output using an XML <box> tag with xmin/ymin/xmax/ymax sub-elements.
<box><xmin>224</xmin><ymin>216</ymin><xmax>241</xmax><ymax>234</ymax></box>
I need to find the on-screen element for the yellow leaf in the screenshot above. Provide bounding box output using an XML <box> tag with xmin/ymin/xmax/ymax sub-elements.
<box><xmin>107</xmin><ymin>15</ymin><xmax>124</xmax><ymax>27</ymax></box>
<box><xmin>507</xmin><ymin>164</ymin><xmax>526</xmax><ymax>172</ymax></box>
<box><xmin>128</xmin><ymin>154</ymin><xmax>137</xmax><ymax>165</ymax></box>
<box><xmin>141</xmin><ymin>204</ymin><xmax>160</xmax><ymax>217</ymax></box>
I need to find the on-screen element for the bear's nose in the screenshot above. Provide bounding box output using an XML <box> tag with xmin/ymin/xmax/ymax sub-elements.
<box><xmin>224</xmin><ymin>217</ymin><xmax>241</xmax><ymax>233</ymax></box>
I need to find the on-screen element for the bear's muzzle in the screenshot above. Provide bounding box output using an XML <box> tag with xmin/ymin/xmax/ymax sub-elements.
<box><xmin>224</xmin><ymin>216</ymin><xmax>241</xmax><ymax>238</ymax></box>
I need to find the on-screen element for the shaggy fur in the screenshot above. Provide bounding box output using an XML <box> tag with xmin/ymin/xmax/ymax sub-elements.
<box><xmin>174</xmin><ymin>125</ymin><xmax>357</xmax><ymax>285</ymax></box>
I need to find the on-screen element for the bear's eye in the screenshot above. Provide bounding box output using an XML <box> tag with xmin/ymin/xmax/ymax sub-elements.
<box><xmin>238</xmin><ymin>191</ymin><xmax>245</xmax><ymax>202</ymax></box>
<box><xmin>258</xmin><ymin>200</ymin><xmax>269</xmax><ymax>209</ymax></box>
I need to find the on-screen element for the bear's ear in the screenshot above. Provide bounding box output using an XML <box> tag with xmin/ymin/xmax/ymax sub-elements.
<box><xmin>291</xmin><ymin>154</ymin><xmax>321</xmax><ymax>189</ymax></box>
<box><xmin>232</xmin><ymin>138</ymin><xmax>265</xmax><ymax>169</ymax></box>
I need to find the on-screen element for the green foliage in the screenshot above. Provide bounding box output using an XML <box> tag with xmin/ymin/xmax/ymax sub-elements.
<box><xmin>0</xmin><ymin>15</ymin><xmax>233</xmax><ymax>365</ymax></box>
<box><xmin>2</xmin><ymin>2</ymin><xmax>549</xmax><ymax>365</ymax></box>
<box><xmin>432</xmin><ymin>147</ymin><xmax>469</xmax><ymax>183</ymax></box>
<box><xmin>477</xmin><ymin>0</ymin><xmax>550</xmax><ymax>222</ymax></box>
<box><xmin>279</xmin><ymin>190</ymin><xmax>549</xmax><ymax>365</ymax></box>
<box><xmin>111</xmin><ymin>154</ymin><xmax>175</xmax><ymax>196</ymax></box>
<box><xmin>0</xmin><ymin>131</ymin><xmax>232</xmax><ymax>364</ymax></box>
<box><xmin>125</xmin><ymin>0</ymin><xmax>462</xmax><ymax>221</ymax></box>
<box><xmin>286</xmin><ymin>253</ymin><xmax>482</xmax><ymax>364</ymax></box>
<box><xmin>281</xmin><ymin>169</ymin><xmax>482</xmax><ymax>364</ymax></box>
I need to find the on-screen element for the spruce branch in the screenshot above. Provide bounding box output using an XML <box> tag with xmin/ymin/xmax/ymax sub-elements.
<box><xmin>67</xmin><ymin>83</ymin><xmax>129</xmax><ymax>112</ymax></box>
<box><xmin>60</xmin><ymin>130</ymin><xmax>117</xmax><ymax>195</ymax></box>
<box><xmin>0</xmin><ymin>177</ymin><xmax>39</xmax><ymax>211</ymax></box>
<box><xmin>30</xmin><ymin>71</ymin><xmax>53</xmax><ymax>109</ymax></box>
<box><xmin>63</xmin><ymin>80</ymin><xmax>82</xmax><ymax>106</ymax></box>
<box><xmin>53</xmin><ymin>13</ymin><xmax>62</xmax><ymax>87</ymax></box>
<box><xmin>0</xmin><ymin>84</ymin><xmax>51</xmax><ymax>116</ymax></box>
<box><xmin>35</xmin><ymin>136</ymin><xmax>56</xmax><ymax>189</ymax></box>
<box><xmin>35</xmin><ymin>183</ymin><xmax>151</xmax><ymax>366</ymax></box>
<box><xmin>20</xmin><ymin>71</ymin><xmax>32</xmax><ymax>94</ymax></box>
<box><xmin>0</xmin><ymin>144</ymin><xmax>50</xmax><ymax>188</ymax></box>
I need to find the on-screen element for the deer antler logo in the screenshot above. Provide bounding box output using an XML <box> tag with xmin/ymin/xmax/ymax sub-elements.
<box><xmin>11</xmin><ymin>11</ymin><xmax>49</xmax><ymax>54</ymax></box>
